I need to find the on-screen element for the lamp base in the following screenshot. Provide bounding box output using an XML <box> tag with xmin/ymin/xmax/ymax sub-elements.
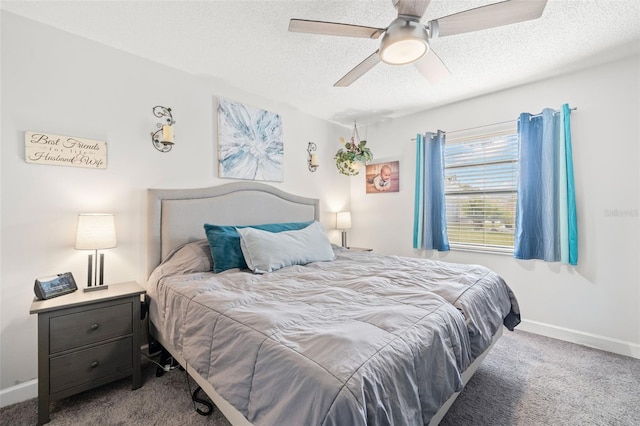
<box><xmin>341</xmin><ymin>230</ymin><xmax>348</xmax><ymax>248</ymax></box>
<box><xmin>84</xmin><ymin>284</ymin><xmax>109</xmax><ymax>292</ymax></box>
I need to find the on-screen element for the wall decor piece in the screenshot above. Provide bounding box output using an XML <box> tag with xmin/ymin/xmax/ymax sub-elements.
<box><xmin>150</xmin><ymin>105</ymin><xmax>175</xmax><ymax>153</ymax></box>
<box><xmin>25</xmin><ymin>131</ymin><xmax>107</xmax><ymax>169</ymax></box>
<box><xmin>307</xmin><ymin>142</ymin><xmax>319</xmax><ymax>172</ymax></box>
<box><xmin>217</xmin><ymin>98</ymin><xmax>283</xmax><ymax>181</ymax></box>
<box><xmin>366</xmin><ymin>160</ymin><xmax>399</xmax><ymax>193</ymax></box>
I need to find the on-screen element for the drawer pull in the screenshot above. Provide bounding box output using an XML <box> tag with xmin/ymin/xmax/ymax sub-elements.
<box><xmin>90</xmin><ymin>323</ymin><xmax>99</xmax><ymax>331</ymax></box>
<box><xmin>90</xmin><ymin>361</ymin><xmax>99</xmax><ymax>368</ymax></box>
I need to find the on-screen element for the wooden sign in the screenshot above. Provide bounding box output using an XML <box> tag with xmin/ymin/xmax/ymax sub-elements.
<box><xmin>25</xmin><ymin>131</ymin><xmax>107</xmax><ymax>169</ymax></box>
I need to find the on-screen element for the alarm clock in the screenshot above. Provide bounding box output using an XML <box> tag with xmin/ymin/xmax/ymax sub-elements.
<box><xmin>34</xmin><ymin>272</ymin><xmax>78</xmax><ymax>300</ymax></box>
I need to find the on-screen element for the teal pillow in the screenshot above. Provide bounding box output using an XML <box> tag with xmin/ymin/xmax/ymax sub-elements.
<box><xmin>204</xmin><ymin>221</ymin><xmax>313</xmax><ymax>273</ymax></box>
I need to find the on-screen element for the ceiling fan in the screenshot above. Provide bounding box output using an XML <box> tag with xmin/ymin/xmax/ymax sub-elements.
<box><xmin>288</xmin><ymin>0</ymin><xmax>548</xmax><ymax>87</ymax></box>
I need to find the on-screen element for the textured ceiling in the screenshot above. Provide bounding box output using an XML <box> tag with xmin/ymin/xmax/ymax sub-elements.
<box><xmin>3</xmin><ymin>0</ymin><xmax>639</xmax><ymax>125</ymax></box>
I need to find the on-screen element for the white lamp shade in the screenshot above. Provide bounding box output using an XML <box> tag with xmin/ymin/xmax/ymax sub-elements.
<box><xmin>336</xmin><ymin>211</ymin><xmax>352</xmax><ymax>230</ymax></box>
<box><xmin>75</xmin><ymin>213</ymin><xmax>117</xmax><ymax>250</ymax></box>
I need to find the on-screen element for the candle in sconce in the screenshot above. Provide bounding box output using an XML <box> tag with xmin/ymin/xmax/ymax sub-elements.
<box><xmin>161</xmin><ymin>125</ymin><xmax>174</xmax><ymax>144</ymax></box>
<box><xmin>310</xmin><ymin>154</ymin><xmax>319</xmax><ymax>166</ymax></box>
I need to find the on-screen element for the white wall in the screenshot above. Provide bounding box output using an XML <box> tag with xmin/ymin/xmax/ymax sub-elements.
<box><xmin>349</xmin><ymin>54</ymin><xmax>640</xmax><ymax>357</ymax></box>
<box><xmin>0</xmin><ymin>12</ymin><xmax>350</xmax><ymax>405</ymax></box>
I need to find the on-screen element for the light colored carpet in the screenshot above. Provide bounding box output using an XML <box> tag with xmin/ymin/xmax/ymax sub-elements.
<box><xmin>2</xmin><ymin>330</ymin><xmax>639</xmax><ymax>425</ymax></box>
<box><xmin>439</xmin><ymin>330</ymin><xmax>640</xmax><ymax>426</ymax></box>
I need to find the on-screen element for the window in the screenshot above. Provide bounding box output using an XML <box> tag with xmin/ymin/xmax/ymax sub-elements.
<box><xmin>444</xmin><ymin>129</ymin><xmax>518</xmax><ymax>253</ymax></box>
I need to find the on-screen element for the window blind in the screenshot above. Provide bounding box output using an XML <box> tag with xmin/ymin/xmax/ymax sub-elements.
<box><xmin>444</xmin><ymin>130</ymin><xmax>518</xmax><ymax>253</ymax></box>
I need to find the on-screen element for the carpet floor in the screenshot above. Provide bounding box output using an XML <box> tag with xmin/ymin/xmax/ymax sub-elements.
<box><xmin>1</xmin><ymin>330</ymin><xmax>638</xmax><ymax>425</ymax></box>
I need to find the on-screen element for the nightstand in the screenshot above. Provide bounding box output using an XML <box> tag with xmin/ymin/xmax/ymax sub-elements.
<box><xmin>347</xmin><ymin>247</ymin><xmax>373</xmax><ymax>252</ymax></box>
<box><xmin>29</xmin><ymin>281</ymin><xmax>145</xmax><ymax>425</ymax></box>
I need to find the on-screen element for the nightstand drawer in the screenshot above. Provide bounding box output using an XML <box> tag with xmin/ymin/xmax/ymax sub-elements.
<box><xmin>49</xmin><ymin>337</ymin><xmax>133</xmax><ymax>394</ymax></box>
<box><xmin>49</xmin><ymin>302</ymin><xmax>132</xmax><ymax>353</ymax></box>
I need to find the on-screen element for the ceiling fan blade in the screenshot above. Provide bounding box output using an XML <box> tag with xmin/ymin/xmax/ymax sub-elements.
<box><xmin>334</xmin><ymin>51</ymin><xmax>381</xmax><ymax>87</ymax></box>
<box><xmin>289</xmin><ymin>19</ymin><xmax>385</xmax><ymax>39</ymax></box>
<box><xmin>413</xmin><ymin>48</ymin><xmax>450</xmax><ymax>84</ymax></box>
<box><xmin>395</xmin><ymin>0</ymin><xmax>432</xmax><ymax>18</ymax></box>
<box><xmin>430</xmin><ymin>0</ymin><xmax>547</xmax><ymax>38</ymax></box>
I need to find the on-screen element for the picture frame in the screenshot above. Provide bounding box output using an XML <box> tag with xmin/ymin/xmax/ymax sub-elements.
<box><xmin>365</xmin><ymin>160</ymin><xmax>399</xmax><ymax>193</ymax></box>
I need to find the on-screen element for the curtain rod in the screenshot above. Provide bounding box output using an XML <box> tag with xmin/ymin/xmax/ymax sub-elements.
<box><xmin>411</xmin><ymin>106</ymin><xmax>577</xmax><ymax>140</ymax></box>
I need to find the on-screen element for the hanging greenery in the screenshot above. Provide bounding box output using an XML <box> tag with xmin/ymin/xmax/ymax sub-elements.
<box><xmin>334</xmin><ymin>121</ymin><xmax>373</xmax><ymax>176</ymax></box>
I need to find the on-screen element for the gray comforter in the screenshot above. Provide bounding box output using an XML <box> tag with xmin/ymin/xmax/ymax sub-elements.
<box><xmin>148</xmin><ymin>247</ymin><xmax>519</xmax><ymax>426</ymax></box>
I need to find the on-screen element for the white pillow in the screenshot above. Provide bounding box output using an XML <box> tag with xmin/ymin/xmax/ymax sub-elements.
<box><xmin>237</xmin><ymin>221</ymin><xmax>335</xmax><ymax>273</ymax></box>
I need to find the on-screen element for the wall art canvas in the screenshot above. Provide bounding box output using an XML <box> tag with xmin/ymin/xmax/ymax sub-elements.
<box><xmin>217</xmin><ymin>98</ymin><xmax>283</xmax><ymax>181</ymax></box>
<box><xmin>366</xmin><ymin>160</ymin><xmax>399</xmax><ymax>193</ymax></box>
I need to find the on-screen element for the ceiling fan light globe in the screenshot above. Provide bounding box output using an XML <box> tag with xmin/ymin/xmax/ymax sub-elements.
<box><xmin>379</xmin><ymin>19</ymin><xmax>429</xmax><ymax>65</ymax></box>
<box><xmin>381</xmin><ymin>39</ymin><xmax>428</xmax><ymax>64</ymax></box>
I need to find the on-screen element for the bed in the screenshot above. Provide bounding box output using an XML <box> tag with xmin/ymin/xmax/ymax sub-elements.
<box><xmin>146</xmin><ymin>182</ymin><xmax>520</xmax><ymax>426</ymax></box>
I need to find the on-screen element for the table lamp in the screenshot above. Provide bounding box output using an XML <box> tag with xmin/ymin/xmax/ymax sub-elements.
<box><xmin>75</xmin><ymin>213</ymin><xmax>117</xmax><ymax>291</ymax></box>
<box><xmin>336</xmin><ymin>211</ymin><xmax>352</xmax><ymax>248</ymax></box>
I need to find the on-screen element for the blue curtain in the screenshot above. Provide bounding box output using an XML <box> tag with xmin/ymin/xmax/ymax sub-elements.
<box><xmin>413</xmin><ymin>131</ymin><xmax>450</xmax><ymax>251</ymax></box>
<box><xmin>514</xmin><ymin>104</ymin><xmax>578</xmax><ymax>265</ymax></box>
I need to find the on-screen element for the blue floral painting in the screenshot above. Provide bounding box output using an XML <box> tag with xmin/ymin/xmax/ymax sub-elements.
<box><xmin>217</xmin><ymin>98</ymin><xmax>284</xmax><ymax>181</ymax></box>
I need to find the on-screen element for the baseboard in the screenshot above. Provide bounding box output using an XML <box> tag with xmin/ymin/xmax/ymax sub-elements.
<box><xmin>0</xmin><ymin>379</ymin><xmax>37</xmax><ymax>408</ymax></box>
<box><xmin>519</xmin><ymin>319</ymin><xmax>640</xmax><ymax>359</ymax></box>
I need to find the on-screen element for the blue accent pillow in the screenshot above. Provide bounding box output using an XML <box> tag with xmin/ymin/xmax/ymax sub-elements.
<box><xmin>204</xmin><ymin>221</ymin><xmax>313</xmax><ymax>273</ymax></box>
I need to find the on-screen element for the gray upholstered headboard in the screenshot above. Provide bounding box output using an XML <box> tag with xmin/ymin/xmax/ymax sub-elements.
<box><xmin>146</xmin><ymin>182</ymin><xmax>320</xmax><ymax>277</ymax></box>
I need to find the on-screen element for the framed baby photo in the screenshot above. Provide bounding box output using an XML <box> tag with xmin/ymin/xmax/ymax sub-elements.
<box><xmin>365</xmin><ymin>161</ymin><xmax>399</xmax><ymax>194</ymax></box>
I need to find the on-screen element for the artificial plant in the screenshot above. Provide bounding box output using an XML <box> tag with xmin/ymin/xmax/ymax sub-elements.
<box><xmin>334</xmin><ymin>121</ymin><xmax>373</xmax><ymax>176</ymax></box>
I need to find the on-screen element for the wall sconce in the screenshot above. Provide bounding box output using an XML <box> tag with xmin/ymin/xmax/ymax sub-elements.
<box><xmin>307</xmin><ymin>142</ymin><xmax>319</xmax><ymax>172</ymax></box>
<box><xmin>150</xmin><ymin>106</ymin><xmax>175</xmax><ymax>153</ymax></box>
